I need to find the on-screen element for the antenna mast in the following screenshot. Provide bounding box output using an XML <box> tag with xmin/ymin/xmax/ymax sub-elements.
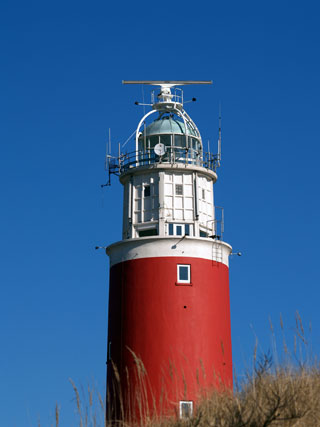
<box><xmin>217</xmin><ymin>103</ymin><xmax>222</xmax><ymax>167</ymax></box>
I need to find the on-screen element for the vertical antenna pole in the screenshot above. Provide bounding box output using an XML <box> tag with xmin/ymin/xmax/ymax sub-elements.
<box><xmin>221</xmin><ymin>207</ymin><xmax>224</xmax><ymax>239</ymax></box>
<box><xmin>105</xmin><ymin>130</ymin><xmax>110</xmax><ymax>185</ymax></box>
<box><xmin>105</xmin><ymin>142</ymin><xmax>108</xmax><ymax>171</ymax></box>
<box><xmin>118</xmin><ymin>142</ymin><xmax>121</xmax><ymax>174</ymax></box>
<box><xmin>109</xmin><ymin>128</ymin><xmax>111</xmax><ymax>155</ymax></box>
<box><xmin>218</xmin><ymin>102</ymin><xmax>222</xmax><ymax>166</ymax></box>
<box><xmin>141</xmin><ymin>84</ymin><xmax>146</xmax><ymax>116</ymax></box>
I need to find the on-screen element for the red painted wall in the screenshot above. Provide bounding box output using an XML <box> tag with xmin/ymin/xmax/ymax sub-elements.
<box><xmin>107</xmin><ymin>256</ymin><xmax>232</xmax><ymax>420</ymax></box>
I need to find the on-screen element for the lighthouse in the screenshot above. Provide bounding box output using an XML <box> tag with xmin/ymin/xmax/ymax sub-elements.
<box><xmin>105</xmin><ymin>81</ymin><xmax>232</xmax><ymax>421</ymax></box>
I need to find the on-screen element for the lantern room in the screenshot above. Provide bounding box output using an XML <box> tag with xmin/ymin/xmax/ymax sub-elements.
<box><xmin>107</xmin><ymin>82</ymin><xmax>224</xmax><ymax>242</ymax></box>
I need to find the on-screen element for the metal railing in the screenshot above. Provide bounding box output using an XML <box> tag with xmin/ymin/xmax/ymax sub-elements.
<box><xmin>205</xmin><ymin>207</ymin><xmax>224</xmax><ymax>240</ymax></box>
<box><xmin>151</xmin><ymin>87</ymin><xmax>183</xmax><ymax>105</ymax></box>
<box><xmin>118</xmin><ymin>147</ymin><xmax>219</xmax><ymax>174</ymax></box>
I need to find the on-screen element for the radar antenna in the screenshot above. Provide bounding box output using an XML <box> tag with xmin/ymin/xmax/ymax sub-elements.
<box><xmin>123</xmin><ymin>80</ymin><xmax>212</xmax><ymax>104</ymax></box>
<box><xmin>122</xmin><ymin>80</ymin><xmax>213</xmax><ymax>86</ymax></box>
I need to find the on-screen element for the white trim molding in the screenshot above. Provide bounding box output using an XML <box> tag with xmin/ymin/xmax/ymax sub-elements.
<box><xmin>106</xmin><ymin>236</ymin><xmax>232</xmax><ymax>268</ymax></box>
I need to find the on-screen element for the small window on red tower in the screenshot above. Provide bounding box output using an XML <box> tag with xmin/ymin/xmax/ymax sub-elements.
<box><xmin>177</xmin><ymin>265</ymin><xmax>191</xmax><ymax>283</ymax></box>
<box><xmin>179</xmin><ymin>401</ymin><xmax>193</xmax><ymax>418</ymax></box>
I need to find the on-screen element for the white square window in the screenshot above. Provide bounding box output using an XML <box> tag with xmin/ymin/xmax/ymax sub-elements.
<box><xmin>177</xmin><ymin>265</ymin><xmax>191</xmax><ymax>283</ymax></box>
<box><xmin>179</xmin><ymin>401</ymin><xmax>193</xmax><ymax>419</ymax></box>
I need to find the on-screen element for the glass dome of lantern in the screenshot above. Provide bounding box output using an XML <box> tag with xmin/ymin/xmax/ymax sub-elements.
<box><xmin>138</xmin><ymin>113</ymin><xmax>202</xmax><ymax>162</ymax></box>
<box><xmin>105</xmin><ymin>82</ymin><xmax>221</xmax><ymax>178</ymax></box>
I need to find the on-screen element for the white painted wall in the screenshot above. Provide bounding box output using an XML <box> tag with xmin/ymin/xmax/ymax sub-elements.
<box><xmin>164</xmin><ymin>172</ymin><xmax>194</xmax><ymax>221</ymax></box>
<box><xmin>122</xmin><ymin>166</ymin><xmax>216</xmax><ymax>239</ymax></box>
<box><xmin>107</xmin><ymin>236</ymin><xmax>232</xmax><ymax>268</ymax></box>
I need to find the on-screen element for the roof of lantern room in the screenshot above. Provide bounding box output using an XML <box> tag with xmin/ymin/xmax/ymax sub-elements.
<box><xmin>142</xmin><ymin>115</ymin><xmax>199</xmax><ymax>137</ymax></box>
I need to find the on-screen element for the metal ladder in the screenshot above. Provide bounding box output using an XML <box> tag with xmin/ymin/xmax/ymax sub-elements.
<box><xmin>212</xmin><ymin>241</ymin><xmax>223</xmax><ymax>266</ymax></box>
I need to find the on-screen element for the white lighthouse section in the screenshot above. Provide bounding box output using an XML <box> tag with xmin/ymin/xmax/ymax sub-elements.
<box><xmin>121</xmin><ymin>167</ymin><xmax>216</xmax><ymax>240</ymax></box>
<box><xmin>108</xmin><ymin>81</ymin><xmax>231</xmax><ymax>267</ymax></box>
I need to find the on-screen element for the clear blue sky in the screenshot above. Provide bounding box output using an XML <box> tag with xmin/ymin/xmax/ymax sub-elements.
<box><xmin>1</xmin><ymin>0</ymin><xmax>320</xmax><ymax>425</ymax></box>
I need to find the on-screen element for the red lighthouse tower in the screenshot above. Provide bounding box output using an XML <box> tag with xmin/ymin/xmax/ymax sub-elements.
<box><xmin>105</xmin><ymin>81</ymin><xmax>232</xmax><ymax>421</ymax></box>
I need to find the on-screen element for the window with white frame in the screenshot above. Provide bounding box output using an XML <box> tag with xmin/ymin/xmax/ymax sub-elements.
<box><xmin>168</xmin><ymin>223</ymin><xmax>192</xmax><ymax>236</ymax></box>
<box><xmin>199</xmin><ymin>229</ymin><xmax>208</xmax><ymax>238</ymax></box>
<box><xmin>164</xmin><ymin>172</ymin><xmax>194</xmax><ymax>221</ymax></box>
<box><xmin>138</xmin><ymin>228</ymin><xmax>158</xmax><ymax>237</ymax></box>
<box><xmin>177</xmin><ymin>265</ymin><xmax>191</xmax><ymax>283</ymax></box>
<box><xmin>179</xmin><ymin>401</ymin><xmax>193</xmax><ymax>419</ymax></box>
<box><xmin>133</xmin><ymin>175</ymin><xmax>159</xmax><ymax>224</ymax></box>
<box><xmin>176</xmin><ymin>225</ymin><xmax>183</xmax><ymax>236</ymax></box>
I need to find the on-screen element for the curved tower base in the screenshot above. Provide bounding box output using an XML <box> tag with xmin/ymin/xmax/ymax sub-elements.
<box><xmin>106</xmin><ymin>237</ymin><xmax>232</xmax><ymax>421</ymax></box>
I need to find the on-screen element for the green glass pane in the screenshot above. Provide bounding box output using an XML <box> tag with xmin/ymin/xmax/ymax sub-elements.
<box><xmin>160</xmin><ymin>134</ymin><xmax>171</xmax><ymax>147</ymax></box>
<box><xmin>174</xmin><ymin>135</ymin><xmax>186</xmax><ymax>147</ymax></box>
<box><xmin>149</xmin><ymin>136</ymin><xmax>159</xmax><ymax>149</ymax></box>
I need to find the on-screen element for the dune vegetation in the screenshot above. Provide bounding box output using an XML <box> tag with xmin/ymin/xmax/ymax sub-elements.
<box><xmin>51</xmin><ymin>313</ymin><xmax>320</xmax><ymax>426</ymax></box>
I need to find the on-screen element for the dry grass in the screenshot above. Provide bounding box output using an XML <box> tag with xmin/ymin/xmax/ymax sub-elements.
<box><xmin>142</xmin><ymin>363</ymin><xmax>320</xmax><ymax>427</ymax></box>
<box><xmin>49</xmin><ymin>314</ymin><xmax>320</xmax><ymax>426</ymax></box>
<box><xmin>65</xmin><ymin>363</ymin><xmax>320</xmax><ymax>427</ymax></box>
